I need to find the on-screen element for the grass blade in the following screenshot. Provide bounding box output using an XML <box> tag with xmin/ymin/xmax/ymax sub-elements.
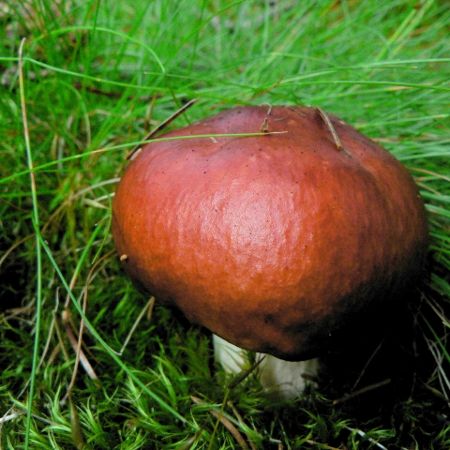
<box><xmin>19</xmin><ymin>38</ymin><xmax>43</xmax><ymax>450</ymax></box>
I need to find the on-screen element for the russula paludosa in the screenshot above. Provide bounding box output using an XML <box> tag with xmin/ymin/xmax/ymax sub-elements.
<box><xmin>112</xmin><ymin>106</ymin><xmax>428</xmax><ymax>398</ymax></box>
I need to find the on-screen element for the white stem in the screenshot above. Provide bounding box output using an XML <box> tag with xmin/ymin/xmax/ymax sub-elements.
<box><xmin>213</xmin><ymin>334</ymin><xmax>319</xmax><ymax>400</ymax></box>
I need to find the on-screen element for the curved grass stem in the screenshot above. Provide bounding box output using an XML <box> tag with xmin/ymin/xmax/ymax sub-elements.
<box><xmin>19</xmin><ymin>38</ymin><xmax>43</xmax><ymax>450</ymax></box>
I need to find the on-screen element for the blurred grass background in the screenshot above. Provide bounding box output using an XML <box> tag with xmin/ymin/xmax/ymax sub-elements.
<box><xmin>0</xmin><ymin>0</ymin><xmax>449</xmax><ymax>448</ymax></box>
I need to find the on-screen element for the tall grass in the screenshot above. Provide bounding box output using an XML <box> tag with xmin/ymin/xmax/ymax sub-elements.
<box><xmin>1</xmin><ymin>1</ymin><xmax>449</xmax><ymax>448</ymax></box>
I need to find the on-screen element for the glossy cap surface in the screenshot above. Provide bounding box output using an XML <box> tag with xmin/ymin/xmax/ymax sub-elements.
<box><xmin>112</xmin><ymin>106</ymin><xmax>428</xmax><ymax>360</ymax></box>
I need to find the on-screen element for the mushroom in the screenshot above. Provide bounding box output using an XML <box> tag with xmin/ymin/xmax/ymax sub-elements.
<box><xmin>112</xmin><ymin>106</ymin><xmax>428</xmax><ymax>399</ymax></box>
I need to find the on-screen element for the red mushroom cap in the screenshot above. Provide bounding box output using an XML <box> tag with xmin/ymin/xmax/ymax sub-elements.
<box><xmin>112</xmin><ymin>106</ymin><xmax>428</xmax><ymax>360</ymax></box>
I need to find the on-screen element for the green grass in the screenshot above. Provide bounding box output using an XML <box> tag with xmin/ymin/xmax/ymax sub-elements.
<box><xmin>1</xmin><ymin>0</ymin><xmax>449</xmax><ymax>448</ymax></box>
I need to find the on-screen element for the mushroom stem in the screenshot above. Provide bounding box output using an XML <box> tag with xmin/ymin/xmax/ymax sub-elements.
<box><xmin>213</xmin><ymin>334</ymin><xmax>319</xmax><ymax>400</ymax></box>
